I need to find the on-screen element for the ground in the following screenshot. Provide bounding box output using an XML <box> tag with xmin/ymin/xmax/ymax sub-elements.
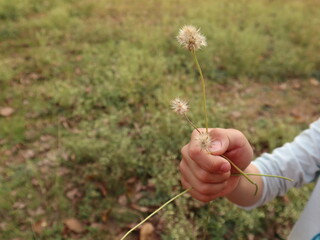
<box><xmin>0</xmin><ymin>0</ymin><xmax>320</xmax><ymax>239</ymax></box>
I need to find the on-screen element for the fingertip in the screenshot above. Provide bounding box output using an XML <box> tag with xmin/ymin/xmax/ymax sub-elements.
<box><xmin>209</xmin><ymin>140</ymin><xmax>222</xmax><ymax>154</ymax></box>
<box><xmin>219</xmin><ymin>162</ymin><xmax>231</xmax><ymax>173</ymax></box>
<box><xmin>208</xmin><ymin>129</ymin><xmax>229</xmax><ymax>155</ymax></box>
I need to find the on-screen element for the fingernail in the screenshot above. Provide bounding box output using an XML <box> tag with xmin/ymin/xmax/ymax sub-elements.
<box><xmin>210</xmin><ymin>140</ymin><xmax>221</xmax><ymax>152</ymax></box>
<box><xmin>219</xmin><ymin>162</ymin><xmax>231</xmax><ymax>173</ymax></box>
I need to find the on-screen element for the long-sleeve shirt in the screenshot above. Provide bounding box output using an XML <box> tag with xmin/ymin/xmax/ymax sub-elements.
<box><xmin>245</xmin><ymin>118</ymin><xmax>320</xmax><ymax>239</ymax></box>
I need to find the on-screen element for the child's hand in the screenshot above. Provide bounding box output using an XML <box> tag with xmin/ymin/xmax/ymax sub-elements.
<box><xmin>179</xmin><ymin>128</ymin><xmax>253</xmax><ymax>202</ymax></box>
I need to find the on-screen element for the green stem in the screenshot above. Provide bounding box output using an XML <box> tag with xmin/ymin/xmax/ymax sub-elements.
<box><xmin>120</xmin><ymin>188</ymin><xmax>191</xmax><ymax>240</ymax></box>
<box><xmin>192</xmin><ymin>50</ymin><xmax>209</xmax><ymax>133</ymax></box>
<box><xmin>183</xmin><ymin>113</ymin><xmax>200</xmax><ymax>134</ymax></box>
<box><xmin>231</xmin><ymin>173</ymin><xmax>293</xmax><ymax>182</ymax></box>
<box><xmin>219</xmin><ymin>154</ymin><xmax>258</xmax><ymax>196</ymax></box>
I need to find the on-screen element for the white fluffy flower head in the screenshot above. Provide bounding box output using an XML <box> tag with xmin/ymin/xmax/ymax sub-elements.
<box><xmin>196</xmin><ymin>132</ymin><xmax>212</xmax><ymax>152</ymax></box>
<box><xmin>171</xmin><ymin>97</ymin><xmax>189</xmax><ymax>115</ymax></box>
<box><xmin>177</xmin><ymin>25</ymin><xmax>207</xmax><ymax>51</ymax></box>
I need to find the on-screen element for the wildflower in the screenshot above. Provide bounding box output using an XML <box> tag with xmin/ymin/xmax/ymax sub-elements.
<box><xmin>196</xmin><ymin>132</ymin><xmax>212</xmax><ymax>152</ymax></box>
<box><xmin>177</xmin><ymin>25</ymin><xmax>207</xmax><ymax>51</ymax></box>
<box><xmin>171</xmin><ymin>97</ymin><xmax>189</xmax><ymax>115</ymax></box>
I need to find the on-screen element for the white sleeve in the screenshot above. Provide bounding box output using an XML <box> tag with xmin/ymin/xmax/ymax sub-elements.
<box><xmin>242</xmin><ymin>119</ymin><xmax>320</xmax><ymax>210</ymax></box>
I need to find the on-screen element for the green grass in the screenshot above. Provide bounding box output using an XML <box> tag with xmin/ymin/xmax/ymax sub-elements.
<box><xmin>0</xmin><ymin>0</ymin><xmax>320</xmax><ymax>239</ymax></box>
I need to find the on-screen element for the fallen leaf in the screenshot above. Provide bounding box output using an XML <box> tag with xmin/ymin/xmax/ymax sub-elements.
<box><xmin>292</xmin><ymin>81</ymin><xmax>301</xmax><ymax>89</ymax></box>
<box><xmin>32</xmin><ymin>219</ymin><xmax>48</xmax><ymax>234</ymax></box>
<box><xmin>0</xmin><ymin>107</ymin><xmax>14</xmax><ymax>117</ymax></box>
<box><xmin>95</xmin><ymin>182</ymin><xmax>107</xmax><ymax>197</ymax></box>
<box><xmin>57</xmin><ymin>167</ymin><xmax>70</xmax><ymax>176</ymax></box>
<box><xmin>131</xmin><ymin>204</ymin><xmax>149</xmax><ymax>213</ymax></box>
<box><xmin>29</xmin><ymin>72</ymin><xmax>40</xmax><ymax>80</ymax></box>
<box><xmin>140</xmin><ymin>222</ymin><xmax>154</xmax><ymax>240</ymax></box>
<box><xmin>147</xmin><ymin>179</ymin><xmax>156</xmax><ymax>190</ymax></box>
<box><xmin>230</xmin><ymin>111</ymin><xmax>242</xmax><ymax>119</ymax></box>
<box><xmin>133</xmin><ymin>192</ymin><xmax>144</xmax><ymax>202</ymax></box>
<box><xmin>290</xmin><ymin>109</ymin><xmax>305</xmax><ymax>123</ymax></box>
<box><xmin>126</xmin><ymin>177</ymin><xmax>137</xmax><ymax>184</ymax></box>
<box><xmin>309</xmin><ymin>78</ymin><xmax>319</xmax><ymax>86</ymax></box>
<box><xmin>118</xmin><ymin>194</ymin><xmax>128</xmax><ymax>206</ymax></box>
<box><xmin>0</xmin><ymin>222</ymin><xmax>7</xmax><ymax>231</ymax></box>
<box><xmin>21</xmin><ymin>149</ymin><xmax>35</xmax><ymax>159</ymax></box>
<box><xmin>126</xmin><ymin>177</ymin><xmax>143</xmax><ymax>198</ymax></box>
<box><xmin>278</xmin><ymin>83</ymin><xmax>287</xmax><ymax>90</ymax></box>
<box><xmin>66</xmin><ymin>188</ymin><xmax>82</xmax><ymax>201</ymax></box>
<box><xmin>28</xmin><ymin>206</ymin><xmax>45</xmax><ymax>217</ymax></box>
<box><xmin>64</xmin><ymin>218</ymin><xmax>86</xmax><ymax>233</ymax></box>
<box><xmin>13</xmin><ymin>202</ymin><xmax>26</xmax><ymax>209</ymax></box>
<box><xmin>247</xmin><ymin>233</ymin><xmax>255</xmax><ymax>240</ymax></box>
<box><xmin>90</xmin><ymin>222</ymin><xmax>108</xmax><ymax>231</ymax></box>
<box><xmin>101</xmin><ymin>209</ymin><xmax>111</xmax><ymax>223</ymax></box>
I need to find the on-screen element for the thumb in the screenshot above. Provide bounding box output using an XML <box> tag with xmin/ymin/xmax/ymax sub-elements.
<box><xmin>208</xmin><ymin>128</ymin><xmax>249</xmax><ymax>155</ymax></box>
<box><xmin>208</xmin><ymin>128</ymin><xmax>253</xmax><ymax>170</ymax></box>
<box><xmin>208</xmin><ymin>128</ymin><xmax>233</xmax><ymax>155</ymax></box>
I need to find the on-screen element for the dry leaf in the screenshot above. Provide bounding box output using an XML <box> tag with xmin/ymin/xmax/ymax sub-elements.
<box><xmin>118</xmin><ymin>194</ymin><xmax>128</xmax><ymax>206</ymax></box>
<box><xmin>32</xmin><ymin>219</ymin><xmax>48</xmax><ymax>234</ymax></box>
<box><xmin>64</xmin><ymin>218</ymin><xmax>85</xmax><ymax>233</ymax></box>
<box><xmin>247</xmin><ymin>233</ymin><xmax>255</xmax><ymax>240</ymax></box>
<box><xmin>28</xmin><ymin>206</ymin><xmax>45</xmax><ymax>217</ymax></box>
<box><xmin>131</xmin><ymin>204</ymin><xmax>149</xmax><ymax>213</ymax></box>
<box><xmin>0</xmin><ymin>107</ymin><xmax>14</xmax><ymax>117</ymax></box>
<box><xmin>0</xmin><ymin>139</ymin><xmax>7</xmax><ymax>145</ymax></box>
<box><xmin>95</xmin><ymin>182</ymin><xmax>107</xmax><ymax>197</ymax></box>
<box><xmin>66</xmin><ymin>188</ymin><xmax>81</xmax><ymax>201</ymax></box>
<box><xmin>21</xmin><ymin>149</ymin><xmax>35</xmax><ymax>159</ymax></box>
<box><xmin>13</xmin><ymin>202</ymin><xmax>26</xmax><ymax>209</ymax></box>
<box><xmin>292</xmin><ymin>81</ymin><xmax>301</xmax><ymax>89</ymax></box>
<box><xmin>90</xmin><ymin>222</ymin><xmax>108</xmax><ymax>231</ymax></box>
<box><xmin>101</xmin><ymin>209</ymin><xmax>111</xmax><ymax>223</ymax></box>
<box><xmin>278</xmin><ymin>83</ymin><xmax>287</xmax><ymax>90</ymax></box>
<box><xmin>230</xmin><ymin>111</ymin><xmax>242</xmax><ymax>119</ymax></box>
<box><xmin>0</xmin><ymin>222</ymin><xmax>7</xmax><ymax>231</ymax></box>
<box><xmin>309</xmin><ymin>78</ymin><xmax>319</xmax><ymax>86</ymax></box>
<box><xmin>290</xmin><ymin>109</ymin><xmax>305</xmax><ymax>122</ymax></box>
<box><xmin>140</xmin><ymin>222</ymin><xmax>154</xmax><ymax>240</ymax></box>
<box><xmin>145</xmin><ymin>179</ymin><xmax>156</xmax><ymax>192</ymax></box>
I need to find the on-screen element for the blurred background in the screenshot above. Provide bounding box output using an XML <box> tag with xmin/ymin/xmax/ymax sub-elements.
<box><xmin>0</xmin><ymin>0</ymin><xmax>319</xmax><ymax>239</ymax></box>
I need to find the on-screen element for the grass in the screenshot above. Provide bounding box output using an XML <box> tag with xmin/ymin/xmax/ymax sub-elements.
<box><xmin>0</xmin><ymin>0</ymin><xmax>320</xmax><ymax>239</ymax></box>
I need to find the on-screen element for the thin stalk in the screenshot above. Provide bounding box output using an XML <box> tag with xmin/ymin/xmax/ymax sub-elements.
<box><xmin>120</xmin><ymin>188</ymin><xmax>191</xmax><ymax>240</ymax></box>
<box><xmin>232</xmin><ymin>173</ymin><xmax>293</xmax><ymax>182</ymax></box>
<box><xmin>217</xmin><ymin>154</ymin><xmax>258</xmax><ymax>196</ymax></box>
<box><xmin>183</xmin><ymin>113</ymin><xmax>200</xmax><ymax>134</ymax></box>
<box><xmin>192</xmin><ymin>50</ymin><xmax>209</xmax><ymax>133</ymax></box>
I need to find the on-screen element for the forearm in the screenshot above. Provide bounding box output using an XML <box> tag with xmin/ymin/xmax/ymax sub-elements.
<box><xmin>226</xmin><ymin>164</ymin><xmax>263</xmax><ymax>207</ymax></box>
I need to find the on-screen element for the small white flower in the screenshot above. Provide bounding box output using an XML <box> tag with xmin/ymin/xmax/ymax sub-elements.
<box><xmin>171</xmin><ymin>97</ymin><xmax>189</xmax><ymax>115</ymax></box>
<box><xmin>196</xmin><ymin>132</ymin><xmax>212</xmax><ymax>152</ymax></box>
<box><xmin>177</xmin><ymin>25</ymin><xmax>207</xmax><ymax>51</ymax></box>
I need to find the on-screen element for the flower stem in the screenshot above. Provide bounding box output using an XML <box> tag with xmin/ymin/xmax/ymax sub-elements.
<box><xmin>120</xmin><ymin>188</ymin><xmax>191</xmax><ymax>240</ymax></box>
<box><xmin>231</xmin><ymin>173</ymin><xmax>293</xmax><ymax>182</ymax></box>
<box><xmin>183</xmin><ymin>113</ymin><xmax>200</xmax><ymax>134</ymax></box>
<box><xmin>209</xmin><ymin>153</ymin><xmax>259</xmax><ymax>195</ymax></box>
<box><xmin>192</xmin><ymin>50</ymin><xmax>209</xmax><ymax>133</ymax></box>
<box><xmin>221</xmin><ymin>154</ymin><xmax>259</xmax><ymax>196</ymax></box>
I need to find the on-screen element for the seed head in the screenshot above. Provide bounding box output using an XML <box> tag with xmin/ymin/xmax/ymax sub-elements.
<box><xmin>177</xmin><ymin>25</ymin><xmax>207</xmax><ymax>51</ymax></box>
<box><xmin>196</xmin><ymin>132</ymin><xmax>212</xmax><ymax>152</ymax></box>
<box><xmin>171</xmin><ymin>97</ymin><xmax>189</xmax><ymax>115</ymax></box>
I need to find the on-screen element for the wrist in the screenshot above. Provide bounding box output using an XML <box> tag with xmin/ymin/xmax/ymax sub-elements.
<box><xmin>225</xmin><ymin>164</ymin><xmax>263</xmax><ymax>207</ymax></box>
